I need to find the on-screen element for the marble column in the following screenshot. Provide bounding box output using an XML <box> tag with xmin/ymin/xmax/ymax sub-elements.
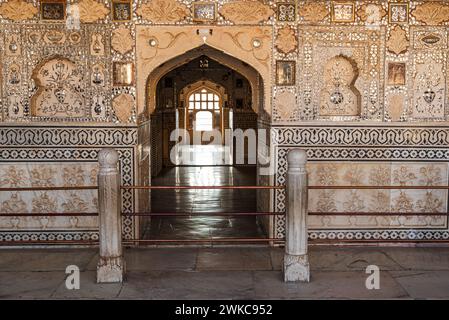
<box><xmin>96</xmin><ymin>148</ymin><xmax>125</xmax><ymax>283</ymax></box>
<box><xmin>283</xmin><ymin>149</ymin><xmax>310</xmax><ymax>282</ymax></box>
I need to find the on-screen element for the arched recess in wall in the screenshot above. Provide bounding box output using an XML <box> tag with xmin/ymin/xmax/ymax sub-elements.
<box><xmin>145</xmin><ymin>45</ymin><xmax>264</xmax><ymax>117</ymax></box>
<box><xmin>319</xmin><ymin>55</ymin><xmax>361</xmax><ymax>118</ymax></box>
<box><xmin>136</xmin><ymin>26</ymin><xmax>272</xmax><ymax>120</ymax></box>
<box><xmin>30</xmin><ymin>56</ymin><xmax>86</xmax><ymax>118</ymax></box>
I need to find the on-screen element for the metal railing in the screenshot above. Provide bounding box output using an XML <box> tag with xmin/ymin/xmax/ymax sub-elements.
<box><xmin>120</xmin><ymin>184</ymin><xmax>285</xmax><ymax>244</ymax></box>
<box><xmin>307</xmin><ymin>184</ymin><xmax>449</xmax><ymax>244</ymax></box>
<box><xmin>0</xmin><ymin>185</ymin><xmax>99</xmax><ymax>246</ymax></box>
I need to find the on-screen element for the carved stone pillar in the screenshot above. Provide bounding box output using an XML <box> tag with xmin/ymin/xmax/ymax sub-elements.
<box><xmin>96</xmin><ymin>148</ymin><xmax>125</xmax><ymax>283</ymax></box>
<box><xmin>283</xmin><ymin>149</ymin><xmax>310</xmax><ymax>282</ymax></box>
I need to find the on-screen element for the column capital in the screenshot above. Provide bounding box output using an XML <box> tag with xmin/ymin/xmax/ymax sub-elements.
<box><xmin>287</xmin><ymin>149</ymin><xmax>307</xmax><ymax>169</ymax></box>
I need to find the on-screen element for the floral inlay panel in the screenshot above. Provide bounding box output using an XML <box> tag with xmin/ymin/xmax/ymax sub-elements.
<box><xmin>307</xmin><ymin>162</ymin><xmax>448</xmax><ymax>230</ymax></box>
<box><xmin>0</xmin><ymin>163</ymin><xmax>99</xmax><ymax>231</ymax></box>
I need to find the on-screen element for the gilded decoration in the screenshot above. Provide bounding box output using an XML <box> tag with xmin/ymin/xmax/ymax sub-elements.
<box><xmin>31</xmin><ymin>57</ymin><xmax>86</xmax><ymax>118</ymax></box>
<box><xmin>112</xmin><ymin>25</ymin><xmax>133</xmax><ymax>55</ymax></box>
<box><xmin>412</xmin><ymin>2</ymin><xmax>449</xmax><ymax>25</ymax></box>
<box><xmin>219</xmin><ymin>1</ymin><xmax>274</xmax><ymax>24</ymax></box>
<box><xmin>77</xmin><ymin>0</ymin><xmax>110</xmax><ymax>23</ymax></box>
<box><xmin>275</xmin><ymin>26</ymin><xmax>297</xmax><ymax>54</ymax></box>
<box><xmin>299</xmin><ymin>2</ymin><xmax>328</xmax><ymax>23</ymax></box>
<box><xmin>387</xmin><ymin>25</ymin><xmax>408</xmax><ymax>55</ymax></box>
<box><xmin>0</xmin><ymin>0</ymin><xmax>38</xmax><ymax>21</ymax></box>
<box><xmin>136</xmin><ymin>0</ymin><xmax>190</xmax><ymax>23</ymax></box>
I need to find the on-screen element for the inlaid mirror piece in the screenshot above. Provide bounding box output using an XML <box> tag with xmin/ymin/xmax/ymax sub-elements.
<box><xmin>41</xmin><ymin>0</ymin><xmax>66</xmax><ymax>21</ymax></box>
<box><xmin>276</xmin><ymin>61</ymin><xmax>295</xmax><ymax>86</ymax></box>
<box><xmin>112</xmin><ymin>0</ymin><xmax>132</xmax><ymax>21</ymax></box>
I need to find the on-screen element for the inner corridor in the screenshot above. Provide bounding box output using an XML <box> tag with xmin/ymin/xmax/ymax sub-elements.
<box><xmin>144</xmin><ymin>165</ymin><xmax>265</xmax><ymax>241</ymax></box>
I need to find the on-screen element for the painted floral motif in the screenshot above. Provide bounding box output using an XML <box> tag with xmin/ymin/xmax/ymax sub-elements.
<box><xmin>416</xmin><ymin>192</ymin><xmax>443</xmax><ymax>213</ymax></box>
<box><xmin>0</xmin><ymin>166</ymin><xmax>26</xmax><ymax>187</ymax></box>
<box><xmin>90</xmin><ymin>167</ymin><xmax>99</xmax><ymax>184</ymax></box>
<box><xmin>392</xmin><ymin>166</ymin><xmax>417</xmax><ymax>186</ymax></box>
<box><xmin>412</xmin><ymin>2</ymin><xmax>449</xmax><ymax>25</ymax></box>
<box><xmin>63</xmin><ymin>166</ymin><xmax>85</xmax><ymax>187</ymax></box>
<box><xmin>315</xmin><ymin>190</ymin><xmax>337</xmax><ymax>212</ymax></box>
<box><xmin>316</xmin><ymin>164</ymin><xmax>338</xmax><ymax>185</ymax></box>
<box><xmin>136</xmin><ymin>0</ymin><xmax>190</xmax><ymax>23</ymax></box>
<box><xmin>219</xmin><ymin>0</ymin><xmax>274</xmax><ymax>24</ymax></box>
<box><xmin>392</xmin><ymin>191</ymin><xmax>414</xmax><ymax>212</ymax></box>
<box><xmin>370</xmin><ymin>191</ymin><xmax>390</xmax><ymax>212</ymax></box>
<box><xmin>1</xmin><ymin>193</ymin><xmax>27</xmax><ymax>213</ymax></box>
<box><xmin>0</xmin><ymin>0</ymin><xmax>38</xmax><ymax>21</ymax></box>
<box><xmin>77</xmin><ymin>0</ymin><xmax>110</xmax><ymax>23</ymax></box>
<box><xmin>419</xmin><ymin>165</ymin><xmax>442</xmax><ymax>186</ymax></box>
<box><xmin>343</xmin><ymin>191</ymin><xmax>365</xmax><ymax>212</ymax></box>
<box><xmin>299</xmin><ymin>2</ymin><xmax>328</xmax><ymax>23</ymax></box>
<box><xmin>31</xmin><ymin>167</ymin><xmax>56</xmax><ymax>187</ymax></box>
<box><xmin>368</xmin><ymin>166</ymin><xmax>390</xmax><ymax>186</ymax></box>
<box><xmin>32</xmin><ymin>192</ymin><xmax>57</xmax><ymax>213</ymax></box>
<box><xmin>275</xmin><ymin>26</ymin><xmax>297</xmax><ymax>54</ymax></box>
<box><xmin>343</xmin><ymin>165</ymin><xmax>364</xmax><ymax>185</ymax></box>
<box><xmin>62</xmin><ymin>194</ymin><xmax>89</xmax><ymax>213</ymax></box>
<box><xmin>112</xmin><ymin>25</ymin><xmax>134</xmax><ymax>55</ymax></box>
<box><xmin>387</xmin><ymin>26</ymin><xmax>409</xmax><ymax>55</ymax></box>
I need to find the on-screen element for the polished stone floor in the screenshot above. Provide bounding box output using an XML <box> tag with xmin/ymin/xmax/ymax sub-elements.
<box><xmin>144</xmin><ymin>165</ymin><xmax>265</xmax><ymax>240</ymax></box>
<box><xmin>1</xmin><ymin>246</ymin><xmax>449</xmax><ymax>299</ymax></box>
<box><xmin>174</xmin><ymin>145</ymin><xmax>233</xmax><ymax>165</ymax></box>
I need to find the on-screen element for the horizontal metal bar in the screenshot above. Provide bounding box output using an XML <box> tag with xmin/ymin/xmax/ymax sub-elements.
<box><xmin>308</xmin><ymin>212</ymin><xmax>448</xmax><ymax>216</ymax></box>
<box><xmin>308</xmin><ymin>185</ymin><xmax>449</xmax><ymax>190</ymax></box>
<box><xmin>0</xmin><ymin>186</ymin><xmax>98</xmax><ymax>192</ymax></box>
<box><xmin>310</xmin><ymin>239</ymin><xmax>449</xmax><ymax>244</ymax></box>
<box><xmin>0</xmin><ymin>240</ymin><xmax>99</xmax><ymax>246</ymax></box>
<box><xmin>0</xmin><ymin>213</ymin><xmax>98</xmax><ymax>217</ymax></box>
<box><xmin>122</xmin><ymin>212</ymin><xmax>285</xmax><ymax>217</ymax></box>
<box><xmin>123</xmin><ymin>238</ymin><xmax>285</xmax><ymax>243</ymax></box>
<box><xmin>121</xmin><ymin>185</ymin><xmax>284</xmax><ymax>190</ymax></box>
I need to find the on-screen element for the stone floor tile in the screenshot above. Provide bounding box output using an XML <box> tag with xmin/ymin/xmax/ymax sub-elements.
<box><xmin>51</xmin><ymin>271</ymin><xmax>122</xmax><ymax>299</ymax></box>
<box><xmin>124</xmin><ymin>248</ymin><xmax>198</xmax><ymax>271</ymax></box>
<box><xmin>0</xmin><ymin>249</ymin><xmax>97</xmax><ymax>272</ymax></box>
<box><xmin>253</xmin><ymin>271</ymin><xmax>409</xmax><ymax>299</ymax></box>
<box><xmin>390</xmin><ymin>271</ymin><xmax>449</xmax><ymax>299</ymax></box>
<box><xmin>119</xmin><ymin>271</ymin><xmax>254</xmax><ymax>299</ymax></box>
<box><xmin>379</xmin><ymin>247</ymin><xmax>449</xmax><ymax>271</ymax></box>
<box><xmin>0</xmin><ymin>272</ymin><xmax>65</xmax><ymax>299</ymax></box>
<box><xmin>196</xmin><ymin>248</ymin><xmax>272</xmax><ymax>271</ymax></box>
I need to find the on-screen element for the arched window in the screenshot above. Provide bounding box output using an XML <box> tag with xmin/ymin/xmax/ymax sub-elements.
<box><xmin>195</xmin><ymin>111</ymin><xmax>213</xmax><ymax>131</ymax></box>
<box><xmin>188</xmin><ymin>88</ymin><xmax>220</xmax><ymax>110</ymax></box>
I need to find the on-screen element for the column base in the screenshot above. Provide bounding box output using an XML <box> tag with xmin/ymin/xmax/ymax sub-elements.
<box><xmin>283</xmin><ymin>253</ymin><xmax>310</xmax><ymax>282</ymax></box>
<box><xmin>97</xmin><ymin>256</ymin><xmax>125</xmax><ymax>283</ymax></box>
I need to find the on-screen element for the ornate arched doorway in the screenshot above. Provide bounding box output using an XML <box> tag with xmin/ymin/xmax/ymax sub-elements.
<box><xmin>141</xmin><ymin>45</ymin><xmax>267</xmax><ymax>241</ymax></box>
